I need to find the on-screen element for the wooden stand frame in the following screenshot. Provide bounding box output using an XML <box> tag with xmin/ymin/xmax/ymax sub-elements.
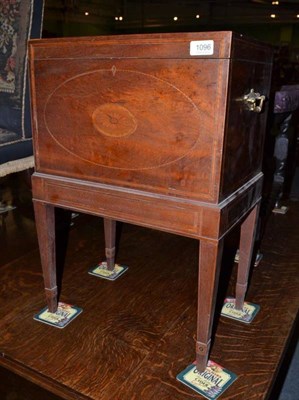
<box><xmin>32</xmin><ymin>173</ymin><xmax>261</xmax><ymax>372</ymax></box>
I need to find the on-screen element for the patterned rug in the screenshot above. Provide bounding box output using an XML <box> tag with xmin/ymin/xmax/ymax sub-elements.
<box><xmin>0</xmin><ymin>0</ymin><xmax>44</xmax><ymax>166</ymax></box>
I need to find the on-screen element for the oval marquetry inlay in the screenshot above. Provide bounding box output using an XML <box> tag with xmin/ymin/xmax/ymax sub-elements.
<box><xmin>92</xmin><ymin>103</ymin><xmax>137</xmax><ymax>138</ymax></box>
<box><xmin>44</xmin><ymin>68</ymin><xmax>203</xmax><ymax>170</ymax></box>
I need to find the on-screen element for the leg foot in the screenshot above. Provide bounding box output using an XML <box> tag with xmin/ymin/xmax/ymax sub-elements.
<box><xmin>104</xmin><ymin>218</ymin><xmax>116</xmax><ymax>271</ymax></box>
<box><xmin>45</xmin><ymin>287</ymin><xmax>58</xmax><ymax>313</ymax></box>
<box><xmin>196</xmin><ymin>340</ymin><xmax>211</xmax><ymax>371</ymax></box>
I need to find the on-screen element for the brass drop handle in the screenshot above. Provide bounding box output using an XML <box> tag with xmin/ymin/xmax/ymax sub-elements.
<box><xmin>243</xmin><ymin>89</ymin><xmax>265</xmax><ymax>113</ymax></box>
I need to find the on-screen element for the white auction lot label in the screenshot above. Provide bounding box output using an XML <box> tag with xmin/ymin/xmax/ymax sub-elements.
<box><xmin>190</xmin><ymin>40</ymin><xmax>214</xmax><ymax>56</ymax></box>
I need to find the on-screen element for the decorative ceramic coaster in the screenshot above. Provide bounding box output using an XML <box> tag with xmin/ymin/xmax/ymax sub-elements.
<box><xmin>234</xmin><ymin>249</ymin><xmax>263</xmax><ymax>267</ymax></box>
<box><xmin>88</xmin><ymin>262</ymin><xmax>128</xmax><ymax>281</ymax></box>
<box><xmin>272</xmin><ymin>205</ymin><xmax>289</xmax><ymax>214</ymax></box>
<box><xmin>253</xmin><ymin>252</ymin><xmax>263</xmax><ymax>267</ymax></box>
<box><xmin>0</xmin><ymin>204</ymin><xmax>16</xmax><ymax>215</ymax></box>
<box><xmin>33</xmin><ymin>302</ymin><xmax>82</xmax><ymax>329</ymax></box>
<box><xmin>221</xmin><ymin>297</ymin><xmax>260</xmax><ymax>324</ymax></box>
<box><xmin>234</xmin><ymin>250</ymin><xmax>240</xmax><ymax>263</ymax></box>
<box><xmin>70</xmin><ymin>212</ymin><xmax>80</xmax><ymax>227</ymax></box>
<box><xmin>177</xmin><ymin>360</ymin><xmax>237</xmax><ymax>399</ymax></box>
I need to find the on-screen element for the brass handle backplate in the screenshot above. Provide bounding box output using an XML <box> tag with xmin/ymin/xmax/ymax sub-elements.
<box><xmin>243</xmin><ymin>89</ymin><xmax>266</xmax><ymax>113</ymax></box>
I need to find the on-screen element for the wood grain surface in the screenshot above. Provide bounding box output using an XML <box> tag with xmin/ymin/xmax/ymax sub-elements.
<box><xmin>0</xmin><ymin>188</ymin><xmax>298</xmax><ymax>399</ymax></box>
<box><xmin>29</xmin><ymin>32</ymin><xmax>272</xmax><ymax>204</ymax></box>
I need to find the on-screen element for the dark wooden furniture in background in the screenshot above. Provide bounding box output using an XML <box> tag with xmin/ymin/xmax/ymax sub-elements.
<box><xmin>29</xmin><ymin>32</ymin><xmax>272</xmax><ymax>372</ymax></box>
<box><xmin>272</xmin><ymin>85</ymin><xmax>299</xmax><ymax>209</ymax></box>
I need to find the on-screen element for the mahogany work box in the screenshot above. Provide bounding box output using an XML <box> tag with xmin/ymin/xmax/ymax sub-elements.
<box><xmin>29</xmin><ymin>32</ymin><xmax>272</xmax><ymax>372</ymax></box>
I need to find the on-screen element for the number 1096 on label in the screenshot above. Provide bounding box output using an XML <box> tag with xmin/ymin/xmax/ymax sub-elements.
<box><xmin>190</xmin><ymin>40</ymin><xmax>214</xmax><ymax>56</ymax></box>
